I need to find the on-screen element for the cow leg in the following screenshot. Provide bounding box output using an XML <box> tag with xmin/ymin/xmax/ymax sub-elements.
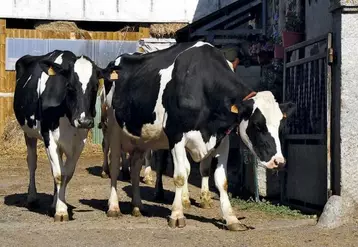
<box><xmin>181</xmin><ymin>153</ymin><xmax>191</xmax><ymax>209</ymax></box>
<box><xmin>130</xmin><ymin>149</ymin><xmax>145</xmax><ymax>217</ymax></box>
<box><xmin>120</xmin><ymin>152</ymin><xmax>131</xmax><ymax>181</ymax></box>
<box><xmin>107</xmin><ymin>124</ymin><xmax>121</xmax><ymax>217</ymax></box>
<box><xmin>199</xmin><ymin>157</ymin><xmax>213</xmax><ymax>209</ymax></box>
<box><xmin>168</xmin><ymin>139</ymin><xmax>188</xmax><ymax>228</ymax></box>
<box><xmin>214</xmin><ymin>136</ymin><xmax>247</xmax><ymax>231</ymax></box>
<box><xmin>45</xmin><ymin>133</ymin><xmax>68</xmax><ymax>222</ymax></box>
<box><xmin>24</xmin><ymin>134</ymin><xmax>38</xmax><ymax>207</ymax></box>
<box><xmin>143</xmin><ymin>150</ymin><xmax>154</xmax><ymax>185</ymax></box>
<box><xmin>101</xmin><ymin>125</ymin><xmax>110</xmax><ymax>178</ymax></box>
<box><xmin>154</xmin><ymin>150</ymin><xmax>167</xmax><ymax>201</ymax></box>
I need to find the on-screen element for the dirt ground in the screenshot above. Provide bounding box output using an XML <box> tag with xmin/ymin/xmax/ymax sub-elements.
<box><xmin>1</xmin><ymin>155</ymin><xmax>358</xmax><ymax>247</ymax></box>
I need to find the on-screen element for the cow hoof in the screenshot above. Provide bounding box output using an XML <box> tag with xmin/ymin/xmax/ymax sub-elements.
<box><xmin>177</xmin><ymin>217</ymin><xmax>186</xmax><ymax>228</ymax></box>
<box><xmin>168</xmin><ymin>217</ymin><xmax>186</xmax><ymax>228</ymax></box>
<box><xmin>182</xmin><ymin>199</ymin><xmax>191</xmax><ymax>209</ymax></box>
<box><xmin>101</xmin><ymin>171</ymin><xmax>109</xmax><ymax>179</ymax></box>
<box><xmin>226</xmin><ymin>223</ymin><xmax>248</xmax><ymax>231</ymax></box>
<box><xmin>200</xmin><ymin>199</ymin><xmax>213</xmax><ymax>209</ymax></box>
<box><xmin>54</xmin><ymin>214</ymin><xmax>69</xmax><ymax>222</ymax></box>
<box><xmin>107</xmin><ymin>210</ymin><xmax>121</xmax><ymax>217</ymax></box>
<box><xmin>143</xmin><ymin>176</ymin><xmax>154</xmax><ymax>185</ymax></box>
<box><xmin>132</xmin><ymin>207</ymin><xmax>142</xmax><ymax>217</ymax></box>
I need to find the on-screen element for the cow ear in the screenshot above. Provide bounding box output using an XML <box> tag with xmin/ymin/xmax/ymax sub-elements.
<box><xmin>279</xmin><ymin>102</ymin><xmax>296</xmax><ymax>119</ymax></box>
<box><xmin>38</xmin><ymin>60</ymin><xmax>69</xmax><ymax>77</ymax></box>
<box><xmin>230</xmin><ymin>99</ymin><xmax>254</xmax><ymax>120</ymax></box>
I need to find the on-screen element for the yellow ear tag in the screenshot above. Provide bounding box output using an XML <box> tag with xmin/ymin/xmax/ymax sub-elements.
<box><xmin>230</xmin><ymin>104</ymin><xmax>239</xmax><ymax>114</ymax></box>
<box><xmin>48</xmin><ymin>66</ymin><xmax>56</xmax><ymax>76</ymax></box>
<box><xmin>110</xmin><ymin>71</ymin><xmax>118</xmax><ymax>80</ymax></box>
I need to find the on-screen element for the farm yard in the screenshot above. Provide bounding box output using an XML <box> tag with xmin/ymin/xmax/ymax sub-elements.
<box><xmin>0</xmin><ymin>122</ymin><xmax>357</xmax><ymax>246</ymax></box>
<box><xmin>0</xmin><ymin>153</ymin><xmax>358</xmax><ymax>247</ymax></box>
<box><xmin>1</xmin><ymin>0</ymin><xmax>358</xmax><ymax>246</ymax></box>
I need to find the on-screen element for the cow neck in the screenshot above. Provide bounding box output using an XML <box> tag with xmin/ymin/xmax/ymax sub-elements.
<box><xmin>214</xmin><ymin>91</ymin><xmax>257</xmax><ymax>149</ymax></box>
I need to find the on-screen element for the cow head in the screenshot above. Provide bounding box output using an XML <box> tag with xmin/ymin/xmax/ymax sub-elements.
<box><xmin>233</xmin><ymin>91</ymin><xmax>296</xmax><ymax>169</ymax></box>
<box><xmin>38</xmin><ymin>56</ymin><xmax>103</xmax><ymax>129</ymax></box>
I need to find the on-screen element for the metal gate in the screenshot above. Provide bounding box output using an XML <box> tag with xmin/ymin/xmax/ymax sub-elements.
<box><xmin>282</xmin><ymin>33</ymin><xmax>333</xmax><ymax>210</ymax></box>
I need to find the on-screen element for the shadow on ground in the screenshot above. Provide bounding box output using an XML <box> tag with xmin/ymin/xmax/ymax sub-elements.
<box><xmin>79</xmin><ymin>198</ymin><xmax>171</xmax><ymax>218</ymax></box>
<box><xmin>3</xmin><ymin>193</ymin><xmax>76</xmax><ymax>220</ymax></box>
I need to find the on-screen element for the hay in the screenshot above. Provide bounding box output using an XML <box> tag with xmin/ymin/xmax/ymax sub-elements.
<box><xmin>34</xmin><ymin>21</ymin><xmax>92</xmax><ymax>39</ymax></box>
<box><xmin>150</xmin><ymin>23</ymin><xmax>187</xmax><ymax>38</ymax></box>
<box><xmin>0</xmin><ymin>115</ymin><xmax>102</xmax><ymax>158</ymax></box>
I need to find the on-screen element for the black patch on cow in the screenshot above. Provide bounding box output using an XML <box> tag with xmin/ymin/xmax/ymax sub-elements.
<box><xmin>162</xmin><ymin>44</ymin><xmax>253</xmax><ymax>149</ymax></box>
<box><xmin>245</xmin><ymin>108</ymin><xmax>277</xmax><ymax>162</ymax></box>
<box><xmin>109</xmin><ymin>42</ymin><xmax>197</xmax><ymax>137</ymax></box>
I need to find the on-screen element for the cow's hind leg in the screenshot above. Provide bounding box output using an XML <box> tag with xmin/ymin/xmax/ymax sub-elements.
<box><xmin>143</xmin><ymin>150</ymin><xmax>154</xmax><ymax>185</ymax></box>
<box><xmin>101</xmin><ymin>125</ymin><xmax>110</xmax><ymax>178</ymax></box>
<box><xmin>214</xmin><ymin>136</ymin><xmax>247</xmax><ymax>231</ymax></box>
<box><xmin>24</xmin><ymin>134</ymin><xmax>38</xmax><ymax>207</ymax></box>
<box><xmin>168</xmin><ymin>139</ymin><xmax>188</xmax><ymax>228</ymax></box>
<box><xmin>199</xmin><ymin>157</ymin><xmax>213</xmax><ymax>209</ymax></box>
<box><xmin>154</xmin><ymin>150</ymin><xmax>168</xmax><ymax>201</ymax></box>
<box><xmin>120</xmin><ymin>152</ymin><xmax>131</xmax><ymax>181</ymax></box>
<box><xmin>130</xmin><ymin>149</ymin><xmax>144</xmax><ymax>217</ymax></box>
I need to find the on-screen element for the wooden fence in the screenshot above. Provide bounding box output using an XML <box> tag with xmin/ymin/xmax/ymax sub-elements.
<box><xmin>0</xmin><ymin>19</ymin><xmax>150</xmax><ymax>135</ymax></box>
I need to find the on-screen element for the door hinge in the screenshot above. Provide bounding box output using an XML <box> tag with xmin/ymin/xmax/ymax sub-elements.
<box><xmin>328</xmin><ymin>47</ymin><xmax>334</xmax><ymax>65</ymax></box>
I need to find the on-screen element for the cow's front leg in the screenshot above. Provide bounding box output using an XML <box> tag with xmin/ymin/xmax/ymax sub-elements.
<box><xmin>24</xmin><ymin>134</ymin><xmax>38</xmax><ymax>207</ymax></box>
<box><xmin>130</xmin><ymin>150</ymin><xmax>144</xmax><ymax>217</ymax></box>
<box><xmin>143</xmin><ymin>150</ymin><xmax>154</xmax><ymax>185</ymax></box>
<box><xmin>168</xmin><ymin>139</ymin><xmax>188</xmax><ymax>228</ymax></box>
<box><xmin>44</xmin><ymin>132</ymin><xmax>68</xmax><ymax>222</ymax></box>
<box><xmin>107</xmin><ymin>125</ymin><xmax>121</xmax><ymax>217</ymax></box>
<box><xmin>214</xmin><ymin>136</ymin><xmax>247</xmax><ymax>231</ymax></box>
<box><xmin>199</xmin><ymin>157</ymin><xmax>213</xmax><ymax>209</ymax></box>
<box><xmin>181</xmin><ymin>154</ymin><xmax>191</xmax><ymax>209</ymax></box>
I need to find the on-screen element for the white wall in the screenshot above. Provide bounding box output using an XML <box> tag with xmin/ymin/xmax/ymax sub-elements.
<box><xmin>0</xmin><ymin>0</ymin><xmax>237</xmax><ymax>23</ymax></box>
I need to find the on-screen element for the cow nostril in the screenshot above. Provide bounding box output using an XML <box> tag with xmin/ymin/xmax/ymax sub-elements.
<box><xmin>78</xmin><ymin>119</ymin><xmax>94</xmax><ymax>129</ymax></box>
<box><xmin>274</xmin><ymin>159</ymin><xmax>286</xmax><ymax>169</ymax></box>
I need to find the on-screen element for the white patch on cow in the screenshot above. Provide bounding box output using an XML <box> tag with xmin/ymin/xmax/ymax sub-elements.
<box><xmin>30</xmin><ymin>115</ymin><xmax>35</xmax><ymax>120</ymax></box>
<box><xmin>193</xmin><ymin>41</ymin><xmax>214</xmax><ymax>48</ymax></box>
<box><xmin>74</xmin><ymin>57</ymin><xmax>93</xmax><ymax>93</ymax></box>
<box><xmin>80</xmin><ymin>112</ymin><xmax>85</xmax><ymax>119</ymax></box>
<box><xmin>155</xmin><ymin>64</ymin><xmax>174</xmax><ymax>126</ymax></box>
<box><xmin>37</xmin><ymin>72</ymin><xmax>49</xmax><ymax>96</ymax></box>
<box><xmin>114</xmin><ymin>57</ymin><xmax>121</xmax><ymax>66</ymax></box>
<box><xmin>54</xmin><ymin>53</ymin><xmax>63</xmax><ymax>65</ymax></box>
<box><xmin>184</xmin><ymin>131</ymin><xmax>217</xmax><ymax>162</ymax></box>
<box><xmin>23</xmin><ymin>75</ymin><xmax>32</xmax><ymax>88</ymax></box>
<box><xmin>239</xmin><ymin>91</ymin><xmax>285</xmax><ymax>169</ymax></box>
<box><xmin>227</xmin><ymin>60</ymin><xmax>234</xmax><ymax>71</ymax></box>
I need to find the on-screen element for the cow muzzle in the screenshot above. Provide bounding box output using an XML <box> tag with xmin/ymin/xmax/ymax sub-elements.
<box><xmin>74</xmin><ymin>117</ymin><xmax>94</xmax><ymax>129</ymax></box>
<box><xmin>265</xmin><ymin>156</ymin><xmax>286</xmax><ymax>170</ymax></box>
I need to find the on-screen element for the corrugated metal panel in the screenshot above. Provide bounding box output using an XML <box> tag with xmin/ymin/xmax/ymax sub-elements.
<box><xmin>95</xmin><ymin>40</ymin><xmax>139</xmax><ymax>68</ymax></box>
<box><xmin>6</xmin><ymin>38</ymin><xmax>49</xmax><ymax>70</ymax></box>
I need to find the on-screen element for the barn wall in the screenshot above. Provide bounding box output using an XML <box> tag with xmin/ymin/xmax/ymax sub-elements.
<box><xmin>0</xmin><ymin>0</ymin><xmax>239</xmax><ymax>24</ymax></box>
<box><xmin>0</xmin><ymin>19</ymin><xmax>150</xmax><ymax>135</ymax></box>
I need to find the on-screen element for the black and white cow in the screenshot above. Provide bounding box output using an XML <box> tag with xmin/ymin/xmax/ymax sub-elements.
<box><xmin>101</xmin><ymin>41</ymin><xmax>296</xmax><ymax>230</ymax></box>
<box><xmin>13</xmin><ymin>50</ymin><xmax>102</xmax><ymax>221</ymax></box>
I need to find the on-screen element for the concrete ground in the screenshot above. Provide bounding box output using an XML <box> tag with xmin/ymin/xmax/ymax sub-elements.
<box><xmin>1</xmin><ymin>155</ymin><xmax>358</xmax><ymax>247</ymax></box>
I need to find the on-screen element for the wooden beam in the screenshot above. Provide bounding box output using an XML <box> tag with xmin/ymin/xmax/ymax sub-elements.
<box><xmin>224</xmin><ymin>13</ymin><xmax>253</xmax><ymax>29</ymax></box>
<box><xmin>191</xmin><ymin>0</ymin><xmax>262</xmax><ymax>36</ymax></box>
<box><xmin>193</xmin><ymin>29</ymin><xmax>263</xmax><ymax>37</ymax></box>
